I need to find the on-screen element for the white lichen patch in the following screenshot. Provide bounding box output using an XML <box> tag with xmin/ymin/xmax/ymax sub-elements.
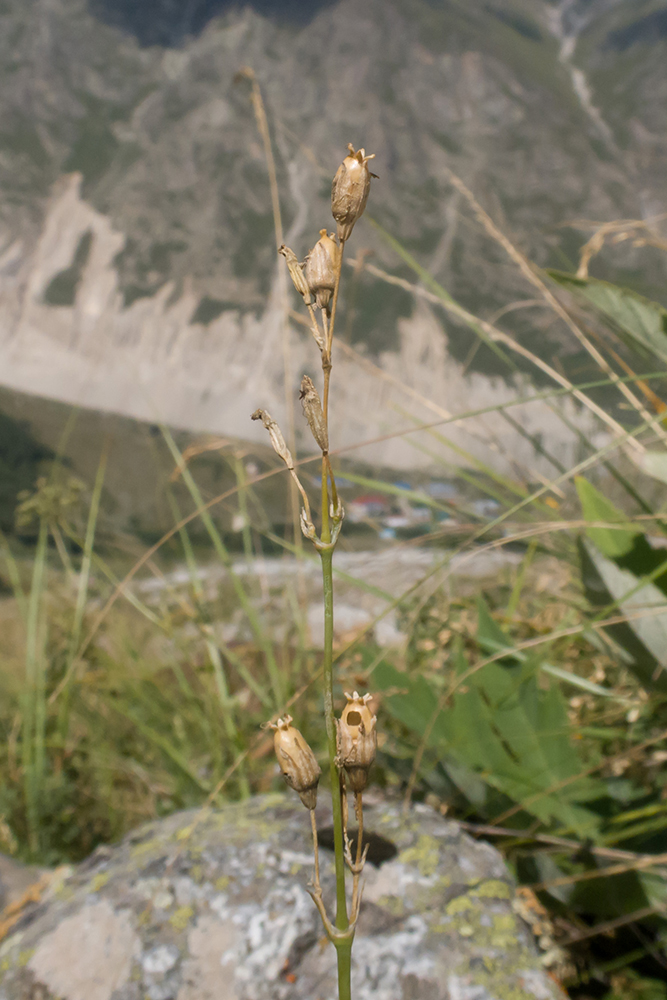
<box><xmin>28</xmin><ymin>900</ymin><xmax>140</xmax><ymax>1000</ymax></box>
<box><xmin>351</xmin><ymin>915</ymin><xmax>432</xmax><ymax>1000</ymax></box>
<box><xmin>363</xmin><ymin>857</ymin><xmax>434</xmax><ymax>906</ymax></box>
<box><xmin>447</xmin><ymin>974</ymin><xmax>493</xmax><ymax>1000</ymax></box>
<box><xmin>275</xmin><ymin>850</ymin><xmax>315</xmax><ymax>874</ymax></box>
<box><xmin>518</xmin><ymin>968</ymin><xmax>559</xmax><ymax>999</ymax></box>
<box><xmin>235</xmin><ymin>882</ymin><xmax>316</xmax><ymax>987</ymax></box>
<box><xmin>142</xmin><ymin>944</ymin><xmax>180</xmax><ymax>975</ymax></box>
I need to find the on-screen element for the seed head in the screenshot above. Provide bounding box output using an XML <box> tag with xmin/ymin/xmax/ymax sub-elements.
<box><xmin>331</xmin><ymin>144</ymin><xmax>375</xmax><ymax>243</ymax></box>
<box><xmin>299</xmin><ymin>375</ymin><xmax>328</xmax><ymax>454</ymax></box>
<box><xmin>336</xmin><ymin>691</ymin><xmax>377</xmax><ymax>792</ymax></box>
<box><xmin>269</xmin><ymin>715</ymin><xmax>321</xmax><ymax>809</ymax></box>
<box><xmin>305</xmin><ymin>229</ymin><xmax>339</xmax><ymax>311</ymax></box>
<box><xmin>278</xmin><ymin>244</ymin><xmax>311</xmax><ymax>304</ymax></box>
<box><xmin>251</xmin><ymin>409</ymin><xmax>294</xmax><ymax>470</ymax></box>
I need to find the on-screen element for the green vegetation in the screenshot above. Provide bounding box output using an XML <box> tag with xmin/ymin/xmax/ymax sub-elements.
<box><xmin>4</xmin><ymin>189</ymin><xmax>667</xmax><ymax>997</ymax></box>
<box><xmin>0</xmin><ymin>412</ymin><xmax>54</xmax><ymax>533</ymax></box>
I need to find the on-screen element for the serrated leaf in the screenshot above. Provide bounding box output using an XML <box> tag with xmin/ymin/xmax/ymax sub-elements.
<box><xmin>373</xmin><ymin>650</ymin><xmax>601</xmax><ymax>835</ymax></box>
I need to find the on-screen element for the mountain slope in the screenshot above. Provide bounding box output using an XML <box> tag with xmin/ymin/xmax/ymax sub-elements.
<box><xmin>0</xmin><ymin>0</ymin><xmax>665</xmax><ymax>470</ymax></box>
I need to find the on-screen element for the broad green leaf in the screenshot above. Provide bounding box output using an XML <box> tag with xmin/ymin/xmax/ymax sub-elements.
<box><xmin>373</xmin><ymin>653</ymin><xmax>601</xmax><ymax>835</ymax></box>
<box><xmin>575</xmin><ymin>476</ymin><xmax>640</xmax><ymax>557</ymax></box>
<box><xmin>548</xmin><ymin>270</ymin><xmax>667</xmax><ymax>363</ymax></box>
<box><xmin>581</xmin><ymin>539</ymin><xmax>667</xmax><ymax>692</ymax></box>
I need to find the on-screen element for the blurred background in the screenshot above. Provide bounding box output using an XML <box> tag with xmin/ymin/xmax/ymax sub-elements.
<box><xmin>2</xmin><ymin>2</ymin><xmax>667</xmax><ymax>997</ymax></box>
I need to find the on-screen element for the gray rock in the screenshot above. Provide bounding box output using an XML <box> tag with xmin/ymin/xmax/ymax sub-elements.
<box><xmin>0</xmin><ymin>795</ymin><xmax>565</xmax><ymax>1000</ymax></box>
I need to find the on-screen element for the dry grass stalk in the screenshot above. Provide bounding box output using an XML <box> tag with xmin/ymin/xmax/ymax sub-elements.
<box><xmin>445</xmin><ymin>169</ymin><xmax>667</xmax><ymax>451</ymax></box>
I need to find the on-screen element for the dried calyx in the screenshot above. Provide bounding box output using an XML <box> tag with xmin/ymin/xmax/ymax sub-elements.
<box><xmin>336</xmin><ymin>691</ymin><xmax>377</xmax><ymax>792</ymax></box>
<box><xmin>300</xmin><ymin>375</ymin><xmax>328</xmax><ymax>454</ymax></box>
<box><xmin>251</xmin><ymin>409</ymin><xmax>294</xmax><ymax>469</ymax></box>
<box><xmin>305</xmin><ymin>230</ymin><xmax>339</xmax><ymax>311</ymax></box>
<box><xmin>278</xmin><ymin>244</ymin><xmax>311</xmax><ymax>304</ymax></box>
<box><xmin>269</xmin><ymin>715</ymin><xmax>321</xmax><ymax>810</ymax></box>
<box><xmin>331</xmin><ymin>145</ymin><xmax>376</xmax><ymax>243</ymax></box>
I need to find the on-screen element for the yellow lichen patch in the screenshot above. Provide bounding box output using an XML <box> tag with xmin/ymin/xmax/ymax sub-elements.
<box><xmin>259</xmin><ymin>793</ymin><xmax>286</xmax><ymax>811</ymax></box>
<box><xmin>131</xmin><ymin>838</ymin><xmax>160</xmax><ymax>859</ymax></box>
<box><xmin>457</xmin><ymin>949</ymin><xmax>549</xmax><ymax>1000</ymax></box>
<box><xmin>491</xmin><ymin>933</ymin><xmax>519</xmax><ymax>949</ymax></box>
<box><xmin>89</xmin><ymin>872</ymin><xmax>110</xmax><ymax>893</ymax></box>
<box><xmin>190</xmin><ymin>865</ymin><xmax>203</xmax><ymax>883</ymax></box>
<box><xmin>176</xmin><ymin>826</ymin><xmax>194</xmax><ymax>842</ymax></box>
<box><xmin>493</xmin><ymin>914</ymin><xmax>517</xmax><ymax>933</ymax></box>
<box><xmin>17</xmin><ymin>949</ymin><xmax>34</xmax><ymax>967</ymax></box>
<box><xmin>446</xmin><ymin>895</ymin><xmax>474</xmax><ymax>916</ymax></box>
<box><xmin>458</xmin><ymin>924</ymin><xmax>475</xmax><ymax>937</ymax></box>
<box><xmin>169</xmin><ymin>906</ymin><xmax>194</xmax><ymax>931</ymax></box>
<box><xmin>470</xmin><ymin>879</ymin><xmax>512</xmax><ymax>900</ymax></box>
<box><xmin>398</xmin><ymin>835</ymin><xmax>440</xmax><ymax>877</ymax></box>
<box><xmin>377</xmin><ymin>895</ymin><xmax>405</xmax><ymax>917</ymax></box>
<box><xmin>215</xmin><ymin>876</ymin><xmax>229</xmax><ymax>891</ymax></box>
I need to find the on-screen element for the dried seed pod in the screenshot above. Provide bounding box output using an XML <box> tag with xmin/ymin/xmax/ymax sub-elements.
<box><xmin>331</xmin><ymin>145</ymin><xmax>375</xmax><ymax>243</ymax></box>
<box><xmin>305</xmin><ymin>229</ymin><xmax>339</xmax><ymax>311</ymax></box>
<box><xmin>336</xmin><ymin>691</ymin><xmax>377</xmax><ymax>792</ymax></box>
<box><xmin>269</xmin><ymin>715</ymin><xmax>321</xmax><ymax>809</ymax></box>
<box><xmin>251</xmin><ymin>409</ymin><xmax>294</xmax><ymax>469</ymax></box>
<box><xmin>278</xmin><ymin>244</ymin><xmax>311</xmax><ymax>304</ymax></box>
<box><xmin>299</xmin><ymin>375</ymin><xmax>328</xmax><ymax>453</ymax></box>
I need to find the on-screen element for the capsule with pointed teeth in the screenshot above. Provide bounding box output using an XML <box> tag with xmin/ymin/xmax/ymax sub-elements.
<box><xmin>336</xmin><ymin>691</ymin><xmax>377</xmax><ymax>792</ymax></box>
<box><xmin>331</xmin><ymin>145</ymin><xmax>375</xmax><ymax>243</ymax></box>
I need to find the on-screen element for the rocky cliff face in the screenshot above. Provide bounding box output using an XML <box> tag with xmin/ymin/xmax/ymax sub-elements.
<box><xmin>0</xmin><ymin>0</ymin><xmax>665</xmax><ymax>471</ymax></box>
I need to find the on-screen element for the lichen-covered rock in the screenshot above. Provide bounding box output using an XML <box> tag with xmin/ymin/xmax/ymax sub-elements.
<box><xmin>0</xmin><ymin>795</ymin><xmax>565</xmax><ymax>1000</ymax></box>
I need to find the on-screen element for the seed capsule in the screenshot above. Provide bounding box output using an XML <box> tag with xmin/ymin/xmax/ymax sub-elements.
<box><xmin>336</xmin><ymin>691</ymin><xmax>377</xmax><ymax>793</ymax></box>
<box><xmin>269</xmin><ymin>715</ymin><xmax>321</xmax><ymax>810</ymax></box>
<box><xmin>251</xmin><ymin>409</ymin><xmax>294</xmax><ymax>470</ymax></box>
<box><xmin>331</xmin><ymin>145</ymin><xmax>375</xmax><ymax>243</ymax></box>
<box><xmin>305</xmin><ymin>230</ymin><xmax>339</xmax><ymax>311</ymax></box>
<box><xmin>299</xmin><ymin>375</ymin><xmax>328</xmax><ymax>454</ymax></box>
<box><xmin>278</xmin><ymin>244</ymin><xmax>311</xmax><ymax>304</ymax></box>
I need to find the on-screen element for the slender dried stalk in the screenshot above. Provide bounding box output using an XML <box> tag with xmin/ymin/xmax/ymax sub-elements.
<box><xmin>240</xmin><ymin>66</ymin><xmax>303</xmax><ymax>557</ymax></box>
<box><xmin>294</xmin><ymin>146</ymin><xmax>375</xmax><ymax>1000</ymax></box>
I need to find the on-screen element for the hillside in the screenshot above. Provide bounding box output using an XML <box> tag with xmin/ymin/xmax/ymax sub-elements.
<box><xmin>0</xmin><ymin>0</ymin><xmax>665</xmax><ymax>470</ymax></box>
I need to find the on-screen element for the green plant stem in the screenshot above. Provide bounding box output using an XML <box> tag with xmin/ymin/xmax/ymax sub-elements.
<box><xmin>320</xmin><ymin>460</ymin><xmax>352</xmax><ymax>999</ymax></box>
<box><xmin>23</xmin><ymin>518</ymin><xmax>48</xmax><ymax>857</ymax></box>
<box><xmin>233</xmin><ymin>454</ymin><xmax>254</xmax><ymax>562</ymax></box>
<box><xmin>335</xmin><ymin>940</ymin><xmax>353</xmax><ymax>1000</ymax></box>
